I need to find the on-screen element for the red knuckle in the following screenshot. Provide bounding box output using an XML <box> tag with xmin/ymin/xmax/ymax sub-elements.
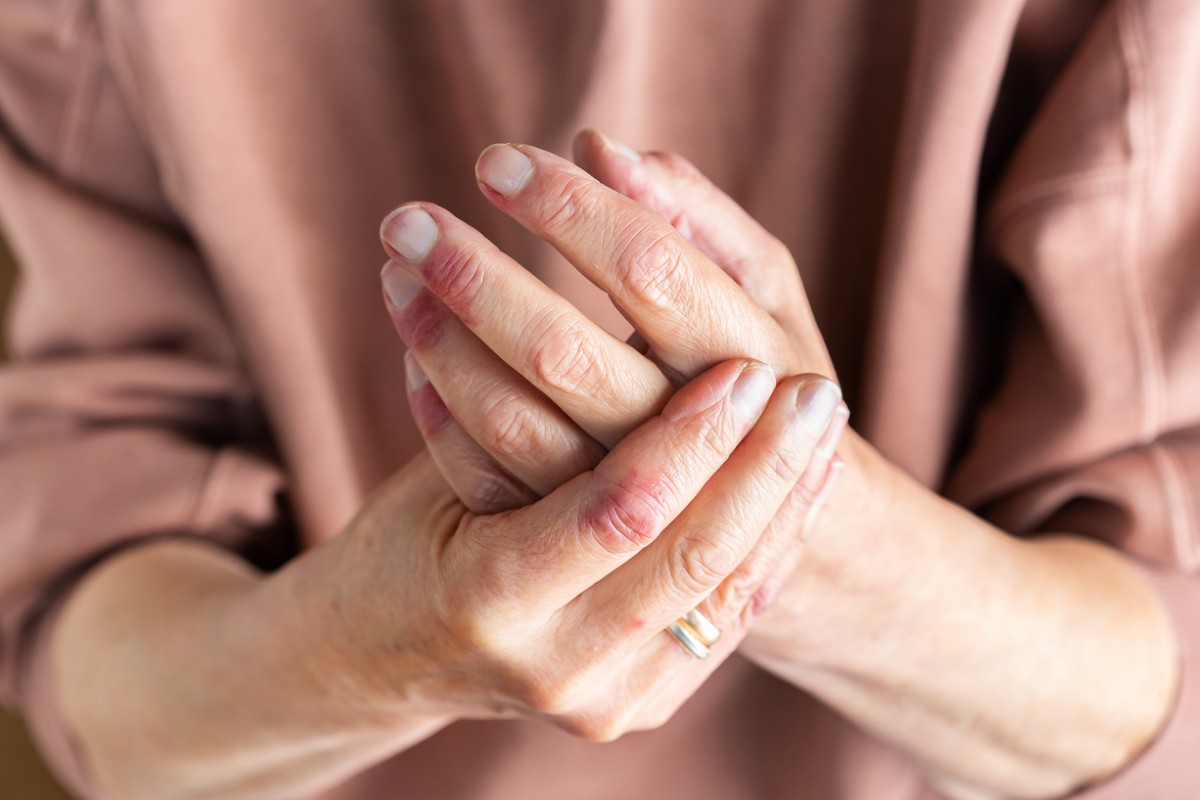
<box><xmin>424</xmin><ymin>245</ymin><xmax>486</xmax><ymax>316</ymax></box>
<box><xmin>580</xmin><ymin>477</ymin><xmax>669</xmax><ymax>554</ymax></box>
<box><xmin>392</xmin><ymin>291</ymin><xmax>446</xmax><ymax>352</ymax></box>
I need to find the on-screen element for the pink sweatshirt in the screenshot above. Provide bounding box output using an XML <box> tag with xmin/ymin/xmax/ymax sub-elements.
<box><xmin>2</xmin><ymin>0</ymin><xmax>1199</xmax><ymax>797</ymax></box>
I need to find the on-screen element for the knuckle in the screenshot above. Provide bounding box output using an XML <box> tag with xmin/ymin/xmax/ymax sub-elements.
<box><xmin>763</xmin><ymin>234</ymin><xmax>794</xmax><ymax>266</ymax></box>
<box><xmin>707</xmin><ymin>563</ymin><xmax>765</xmax><ymax>621</ymax></box>
<box><xmin>561</xmin><ymin>709</ymin><xmax>626</xmax><ymax>743</ymax></box>
<box><xmin>436</xmin><ymin>592</ymin><xmax>502</xmax><ymax>656</ymax></box>
<box><xmin>518</xmin><ymin>664</ymin><xmax>605</xmax><ymax>719</ymax></box>
<box><xmin>528</xmin><ymin>316</ymin><xmax>605</xmax><ymax>396</ymax></box>
<box><xmin>761</xmin><ymin>438</ymin><xmax>810</xmax><ymax>485</ymax></box>
<box><xmin>535</xmin><ymin>173</ymin><xmax>596</xmax><ymax>236</ymax></box>
<box><xmin>666</xmin><ymin>530</ymin><xmax>743</xmax><ymax>598</ymax></box>
<box><xmin>693</xmin><ymin>409</ymin><xmax>740</xmax><ymax>457</ymax></box>
<box><xmin>518</xmin><ymin>676</ymin><xmax>575</xmax><ymax>717</ymax></box>
<box><xmin>425</xmin><ymin>244</ymin><xmax>488</xmax><ymax>315</ymax></box>
<box><xmin>467</xmin><ymin>470</ymin><xmax>529</xmax><ymax>514</ymax></box>
<box><xmin>615</xmin><ymin>229</ymin><xmax>689</xmax><ymax>309</ymax></box>
<box><xmin>579</xmin><ymin>475</ymin><xmax>672</xmax><ymax>555</ymax></box>
<box><xmin>630</xmin><ymin>703</ymin><xmax>674</xmax><ymax>733</ymax></box>
<box><xmin>480</xmin><ymin>392</ymin><xmax>542</xmax><ymax>461</ymax></box>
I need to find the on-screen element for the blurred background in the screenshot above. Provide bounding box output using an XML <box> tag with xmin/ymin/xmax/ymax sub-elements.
<box><xmin>0</xmin><ymin>240</ymin><xmax>71</xmax><ymax>799</ymax></box>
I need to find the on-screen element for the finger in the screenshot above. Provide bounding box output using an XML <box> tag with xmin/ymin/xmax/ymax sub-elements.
<box><xmin>380</xmin><ymin>204</ymin><xmax>672</xmax><ymax>447</ymax></box>
<box><xmin>473</xmin><ymin>143</ymin><xmax>800</xmax><ymax>376</ymax></box>
<box><xmin>573</xmin><ymin>128</ymin><xmax>810</xmax><ymax>329</ymax></box>
<box><xmin>382</xmin><ymin>263</ymin><xmax>606</xmax><ymax>493</ymax></box>
<box><xmin>612</xmin><ymin>445</ymin><xmax>848</xmax><ymax>738</ymax></box>
<box><xmin>567</xmin><ymin>374</ymin><xmax>842</xmax><ymax>645</ymax></box>
<box><xmin>405</xmin><ymin>352</ymin><xmax>538</xmax><ymax>514</ymax></box>
<box><xmin>797</xmin><ymin>401</ymin><xmax>849</xmax><ymax>501</ymax></box>
<box><xmin>803</xmin><ymin>454</ymin><xmax>846</xmax><ymax>537</ymax></box>
<box><xmin>743</xmin><ymin>453</ymin><xmax>847</xmax><ymax>625</ymax></box>
<box><xmin>450</xmin><ymin>359</ymin><xmax>778</xmax><ymax>612</ymax></box>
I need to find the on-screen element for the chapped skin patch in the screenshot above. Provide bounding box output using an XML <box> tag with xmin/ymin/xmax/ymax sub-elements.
<box><xmin>579</xmin><ymin>467</ymin><xmax>672</xmax><ymax>554</ymax></box>
<box><xmin>392</xmin><ymin>290</ymin><xmax>448</xmax><ymax>352</ymax></box>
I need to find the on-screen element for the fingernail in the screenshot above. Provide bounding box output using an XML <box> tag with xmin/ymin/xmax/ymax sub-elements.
<box><xmin>380</xmin><ymin>261</ymin><xmax>423</xmax><ymax>309</ymax></box>
<box><xmin>476</xmin><ymin>144</ymin><xmax>534</xmax><ymax>196</ymax></box>
<box><xmin>795</xmin><ymin>378</ymin><xmax>841</xmax><ymax>435</ymax></box>
<box><xmin>404</xmin><ymin>351</ymin><xmax>428</xmax><ymax>390</ymax></box>
<box><xmin>596</xmin><ymin>130</ymin><xmax>642</xmax><ymax>161</ymax></box>
<box><xmin>731</xmin><ymin>365</ymin><xmax>775</xmax><ymax>419</ymax></box>
<box><xmin>381</xmin><ymin>206</ymin><xmax>438</xmax><ymax>261</ymax></box>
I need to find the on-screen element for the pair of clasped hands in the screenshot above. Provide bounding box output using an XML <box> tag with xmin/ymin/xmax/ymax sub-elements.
<box><xmin>357</xmin><ymin>129</ymin><xmax>849</xmax><ymax>740</ymax></box>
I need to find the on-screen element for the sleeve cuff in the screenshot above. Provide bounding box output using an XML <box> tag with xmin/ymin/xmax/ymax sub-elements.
<box><xmin>1068</xmin><ymin>566</ymin><xmax>1200</xmax><ymax>798</ymax></box>
<box><xmin>18</xmin><ymin>584</ymin><xmax>100</xmax><ymax>800</ymax></box>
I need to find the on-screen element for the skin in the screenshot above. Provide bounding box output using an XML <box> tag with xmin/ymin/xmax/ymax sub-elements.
<box><xmin>46</xmin><ymin>129</ymin><xmax>1177</xmax><ymax>800</ymax></box>
<box><xmin>378</xmin><ymin>130</ymin><xmax>1182</xmax><ymax>799</ymax></box>
<box><xmin>53</xmin><ymin>357</ymin><xmax>842</xmax><ymax>798</ymax></box>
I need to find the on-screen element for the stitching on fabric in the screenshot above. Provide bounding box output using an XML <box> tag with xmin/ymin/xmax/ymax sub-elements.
<box><xmin>1117</xmin><ymin>0</ymin><xmax>1166</xmax><ymax>445</ymax></box>
<box><xmin>1147</xmin><ymin>441</ymin><xmax>1199</xmax><ymax>572</ymax></box>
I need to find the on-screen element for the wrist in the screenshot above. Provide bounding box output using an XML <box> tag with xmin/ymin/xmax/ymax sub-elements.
<box><xmin>740</xmin><ymin>433</ymin><xmax>1181</xmax><ymax>796</ymax></box>
<box><xmin>263</xmin><ymin>532</ymin><xmax>459</xmax><ymax>733</ymax></box>
<box><xmin>743</xmin><ymin>428</ymin><xmax>927</xmax><ymax>670</ymax></box>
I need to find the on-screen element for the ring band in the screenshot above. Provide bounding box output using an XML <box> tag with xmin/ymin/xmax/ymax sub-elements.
<box><xmin>666</xmin><ymin>608</ymin><xmax>721</xmax><ymax>659</ymax></box>
<box><xmin>683</xmin><ymin>609</ymin><xmax>721</xmax><ymax>645</ymax></box>
<box><xmin>667</xmin><ymin>620</ymin><xmax>712</xmax><ymax>659</ymax></box>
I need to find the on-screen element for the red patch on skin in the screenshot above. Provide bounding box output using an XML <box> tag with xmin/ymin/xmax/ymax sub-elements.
<box><xmin>476</xmin><ymin>181</ymin><xmax>516</xmax><ymax>211</ymax></box>
<box><xmin>580</xmin><ymin>468</ymin><xmax>671</xmax><ymax>552</ymax></box>
<box><xmin>748</xmin><ymin>581</ymin><xmax>782</xmax><ymax>618</ymax></box>
<box><xmin>392</xmin><ymin>291</ymin><xmax>445</xmax><ymax>351</ymax></box>
<box><xmin>417</xmin><ymin>248</ymin><xmax>482</xmax><ymax>326</ymax></box>
<box><xmin>409</xmin><ymin>382</ymin><xmax>452</xmax><ymax>436</ymax></box>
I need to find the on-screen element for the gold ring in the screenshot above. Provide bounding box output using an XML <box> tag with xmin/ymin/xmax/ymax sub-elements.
<box><xmin>666</xmin><ymin>608</ymin><xmax>721</xmax><ymax>659</ymax></box>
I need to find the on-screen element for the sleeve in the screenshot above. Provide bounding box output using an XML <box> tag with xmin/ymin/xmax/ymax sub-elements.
<box><xmin>0</xmin><ymin>7</ymin><xmax>292</xmax><ymax>795</ymax></box>
<box><xmin>942</xmin><ymin>2</ymin><xmax>1200</xmax><ymax>795</ymax></box>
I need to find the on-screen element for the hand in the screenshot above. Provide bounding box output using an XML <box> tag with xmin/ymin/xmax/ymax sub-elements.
<box><xmin>378</xmin><ymin>130</ymin><xmax>848</xmax><ymax>617</ymax></box>
<box><xmin>381</xmin><ymin>133</ymin><xmax>838</xmax><ymax>449</ymax></box>
<box><xmin>373</xmin><ymin>134</ymin><xmax>1182</xmax><ymax>799</ymax></box>
<box><xmin>323</xmin><ymin>358</ymin><xmax>840</xmax><ymax>740</ymax></box>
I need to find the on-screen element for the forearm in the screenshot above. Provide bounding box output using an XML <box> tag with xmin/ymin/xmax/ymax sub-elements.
<box><xmin>744</xmin><ymin>432</ymin><xmax>1180</xmax><ymax>799</ymax></box>
<box><xmin>53</xmin><ymin>538</ymin><xmax>450</xmax><ymax>800</ymax></box>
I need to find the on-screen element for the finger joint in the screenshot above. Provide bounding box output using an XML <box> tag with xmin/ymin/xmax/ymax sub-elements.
<box><xmin>614</xmin><ymin>228</ymin><xmax>690</xmax><ymax>312</ymax></box>
<box><xmin>527</xmin><ymin>314</ymin><xmax>606</xmax><ymax>397</ymax></box>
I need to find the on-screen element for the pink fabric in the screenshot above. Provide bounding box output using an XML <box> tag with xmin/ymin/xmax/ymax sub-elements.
<box><xmin>1</xmin><ymin>0</ymin><xmax>1199</xmax><ymax>796</ymax></box>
